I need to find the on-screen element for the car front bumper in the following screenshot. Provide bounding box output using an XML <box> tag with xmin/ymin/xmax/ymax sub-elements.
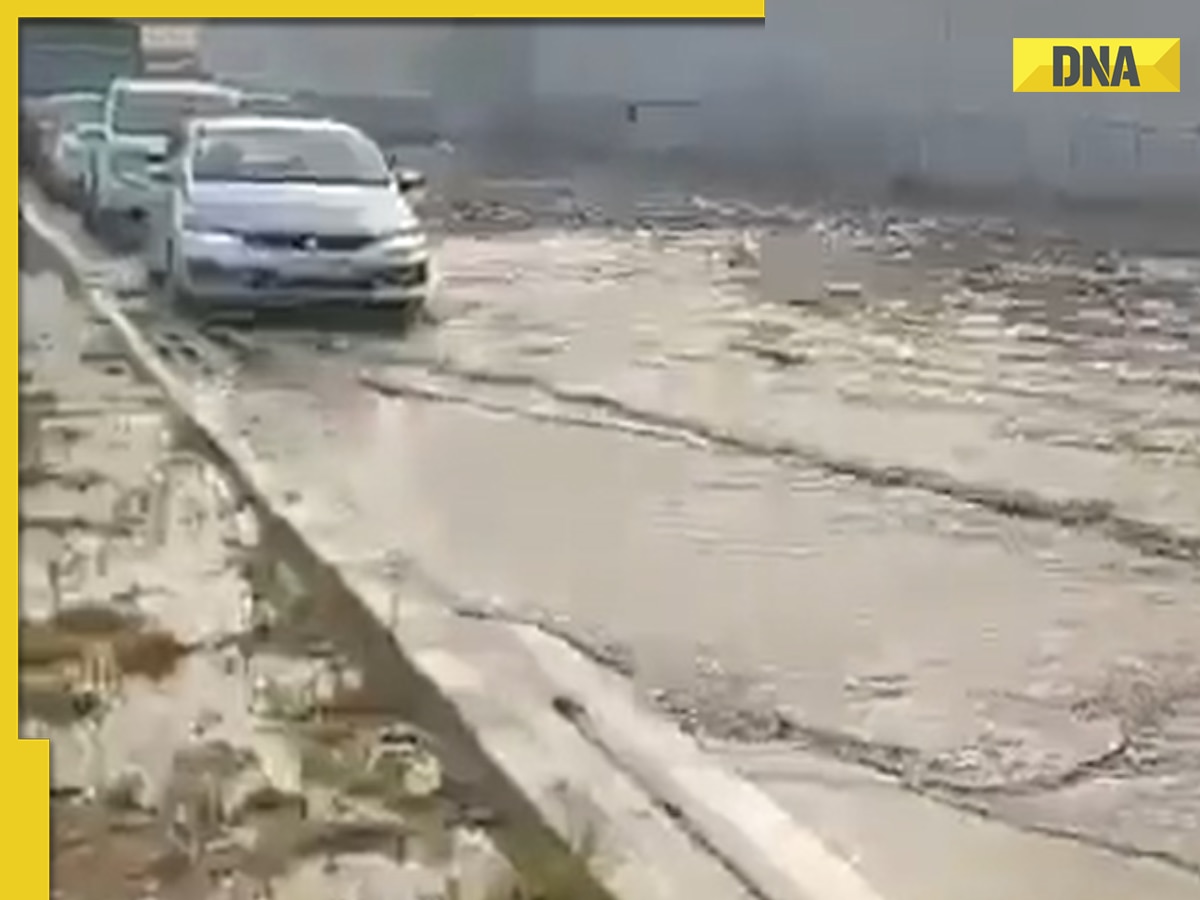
<box><xmin>176</xmin><ymin>232</ymin><xmax>432</xmax><ymax>308</ymax></box>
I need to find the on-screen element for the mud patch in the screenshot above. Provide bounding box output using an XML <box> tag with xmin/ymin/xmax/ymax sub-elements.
<box><xmin>20</xmin><ymin>606</ymin><xmax>189</xmax><ymax>685</ymax></box>
<box><xmin>18</xmin><ymin>269</ymin><xmax>567</xmax><ymax>900</ymax></box>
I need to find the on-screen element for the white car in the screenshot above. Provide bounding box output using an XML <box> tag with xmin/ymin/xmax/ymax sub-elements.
<box><xmin>145</xmin><ymin>115</ymin><xmax>430</xmax><ymax>318</ymax></box>
<box><xmin>86</xmin><ymin>78</ymin><xmax>241</xmax><ymax>231</ymax></box>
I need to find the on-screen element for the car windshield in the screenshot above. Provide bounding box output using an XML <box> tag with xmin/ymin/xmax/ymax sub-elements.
<box><xmin>49</xmin><ymin>96</ymin><xmax>103</xmax><ymax>128</ymax></box>
<box><xmin>112</xmin><ymin>88</ymin><xmax>239</xmax><ymax>136</ymax></box>
<box><xmin>190</xmin><ymin>127</ymin><xmax>391</xmax><ymax>186</ymax></box>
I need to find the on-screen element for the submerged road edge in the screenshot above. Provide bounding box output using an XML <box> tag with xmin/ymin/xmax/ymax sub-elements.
<box><xmin>20</xmin><ymin>193</ymin><xmax>887</xmax><ymax>900</ymax></box>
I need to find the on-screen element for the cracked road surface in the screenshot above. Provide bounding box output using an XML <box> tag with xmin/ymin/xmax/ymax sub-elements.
<box><xmin>24</xmin><ymin>167</ymin><xmax>1200</xmax><ymax>895</ymax></box>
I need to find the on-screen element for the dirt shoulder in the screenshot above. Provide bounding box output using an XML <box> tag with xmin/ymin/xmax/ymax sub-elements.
<box><xmin>20</xmin><ymin>237</ymin><xmax>524</xmax><ymax>900</ymax></box>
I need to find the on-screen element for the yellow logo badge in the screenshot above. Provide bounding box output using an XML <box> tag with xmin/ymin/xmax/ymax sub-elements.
<box><xmin>1013</xmin><ymin>39</ymin><xmax>1181</xmax><ymax>92</ymax></box>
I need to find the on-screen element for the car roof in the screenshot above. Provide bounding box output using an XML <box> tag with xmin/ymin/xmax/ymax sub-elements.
<box><xmin>112</xmin><ymin>78</ymin><xmax>239</xmax><ymax>96</ymax></box>
<box><xmin>190</xmin><ymin>115</ymin><xmax>362</xmax><ymax>136</ymax></box>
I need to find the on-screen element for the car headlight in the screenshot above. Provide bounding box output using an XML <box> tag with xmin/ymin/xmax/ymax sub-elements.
<box><xmin>375</xmin><ymin>227</ymin><xmax>427</xmax><ymax>253</ymax></box>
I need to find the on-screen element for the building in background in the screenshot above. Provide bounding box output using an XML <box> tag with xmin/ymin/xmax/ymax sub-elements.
<box><xmin>197</xmin><ymin>21</ymin><xmax>454</xmax><ymax>143</ymax></box>
<box><xmin>138</xmin><ymin>22</ymin><xmax>203</xmax><ymax>75</ymax></box>
<box><xmin>197</xmin><ymin>21</ymin><xmax>443</xmax><ymax>96</ymax></box>
<box><xmin>19</xmin><ymin>19</ymin><xmax>142</xmax><ymax>97</ymax></box>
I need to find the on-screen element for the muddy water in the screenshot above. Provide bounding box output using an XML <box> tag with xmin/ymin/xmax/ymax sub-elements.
<box><xmin>299</xmin><ymin>229</ymin><xmax>1200</xmax><ymax>865</ymax></box>
<box><xmin>398</xmin><ymin>215</ymin><xmax>1200</xmax><ymax>870</ymax></box>
<box><xmin>417</xmin><ymin>225</ymin><xmax>1200</xmax><ymax>539</ymax></box>
<box><xmin>20</xmin><ymin>265</ymin><xmax>531</xmax><ymax>899</ymax></box>
<box><xmin>25</xmin><ymin>178</ymin><xmax>1200</xmax><ymax>876</ymax></box>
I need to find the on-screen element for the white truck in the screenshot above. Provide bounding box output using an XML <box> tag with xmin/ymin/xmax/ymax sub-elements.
<box><xmin>83</xmin><ymin>77</ymin><xmax>240</xmax><ymax>235</ymax></box>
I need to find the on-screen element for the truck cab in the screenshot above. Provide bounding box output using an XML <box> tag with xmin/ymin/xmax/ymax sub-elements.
<box><xmin>87</xmin><ymin>77</ymin><xmax>241</xmax><ymax>231</ymax></box>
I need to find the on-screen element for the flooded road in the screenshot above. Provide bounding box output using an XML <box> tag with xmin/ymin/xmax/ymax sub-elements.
<box><xmin>24</xmin><ymin>166</ymin><xmax>1200</xmax><ymax>886</ymax></box>
<box><xmin>18</xmin><ymin>245</ymin><xmax>549</xmax><ymax>899</ymax></box>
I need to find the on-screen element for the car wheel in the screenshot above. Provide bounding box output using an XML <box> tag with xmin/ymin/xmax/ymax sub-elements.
<box><xmin>412</xmin><ymin>294</ymin><xmax>437</xmax><ymax>326</ymax></box>
<box><xmin>83</xmin><ymin>196</ymin><xmax>105</xmax><ymax>234</ymax></box>
<box><xmin>65</xmin><ymin>179</ymin><xmax>84</xmax><ymax>210</ymax></box>
<box><xmin>81</xmin><ymin>175</ymin><xmax>95</xmax><ymax>217</ymax></box>
<box><xmin>145</xmin><ymin>235</ymin><xmax>167</xmax><ymax>288</ymax></box>
<box><xmin>164</xmin><ymin>240</ymin><xmax>201</xmax><ymax>318</ymax></box>
<box><xmin>166</xmin><ymin>276</ymin><xmax>199</xmax><ymax>318</ymax></box>
<box><xmin>376</xmin><ymin>296</ymin><xmax>426</xmax><ymax>332</ymax></box>
<box><xmin>406</xmin><ymin>295</ymin><xmax>430</xmax><ymax>328</ymax></box>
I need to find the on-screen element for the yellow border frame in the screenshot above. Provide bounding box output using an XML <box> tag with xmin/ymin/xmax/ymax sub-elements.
<box><xmin>15</xmin><ymin>16</ymin><xmax>51</xmax><ymax>895</ymax></box>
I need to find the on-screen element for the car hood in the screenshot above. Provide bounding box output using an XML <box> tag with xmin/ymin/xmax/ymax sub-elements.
<box><xmin>188</xmin><ymin>182</ymin><xmax>418</xmax><ymax>235</ymax></box>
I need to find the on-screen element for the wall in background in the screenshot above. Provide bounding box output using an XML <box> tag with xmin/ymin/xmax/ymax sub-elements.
<box><xmin>197</xmin><ymin>22</ymin><xmax>445</xmax><ymax>96</ymax></box>
<box><xmin>519</xmin><ymin>8</ymin><xmax>1200</xmax><ymax>197</ymax></box>
<box><xmin>196</xmin><ymin>16</ymin><xmax>1200</xmax><ymax>200</ymax></box>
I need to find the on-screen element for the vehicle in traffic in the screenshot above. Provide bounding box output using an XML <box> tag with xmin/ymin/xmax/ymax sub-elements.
<box><xmin>38</xmin><ymin>92</ymin><xmax>106</xmax><ymax>206</ymax></box>
<box><xmin>85</xmin><ymin>77</ymin><xmax>242</xmax><ymax>233</ymax></box>
<box><xmin>145</xmin><ymin>115</ymin><xmax>430</xmax><ymax>319</ymax></box>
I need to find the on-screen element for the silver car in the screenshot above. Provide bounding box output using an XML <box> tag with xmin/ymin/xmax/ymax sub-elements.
<box><xmin>146</xmin><ymin>115</ymin><xmax>430</xmax><ymax>317</ymax></box>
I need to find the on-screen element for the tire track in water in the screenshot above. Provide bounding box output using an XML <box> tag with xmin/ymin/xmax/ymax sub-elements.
<box><xmin>361</xmin><ymin>358</ymin><xmax>1200</xmax><ymax>565</ymax></box>
<box><xmin>329</xmin><ymin>546</ymin><xmax>1198</xmax><ymax>875</ymax></box>
<box><xmin>447</xmin><ymin>598</ymin><xmax>1200</xmax><ymax>876</ymax></box>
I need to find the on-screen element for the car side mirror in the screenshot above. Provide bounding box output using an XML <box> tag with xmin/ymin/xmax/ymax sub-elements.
<box><xmin>393</xmin><ymin>167</ymin><xmax>426</xmax><ymax>194</ymax></box>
